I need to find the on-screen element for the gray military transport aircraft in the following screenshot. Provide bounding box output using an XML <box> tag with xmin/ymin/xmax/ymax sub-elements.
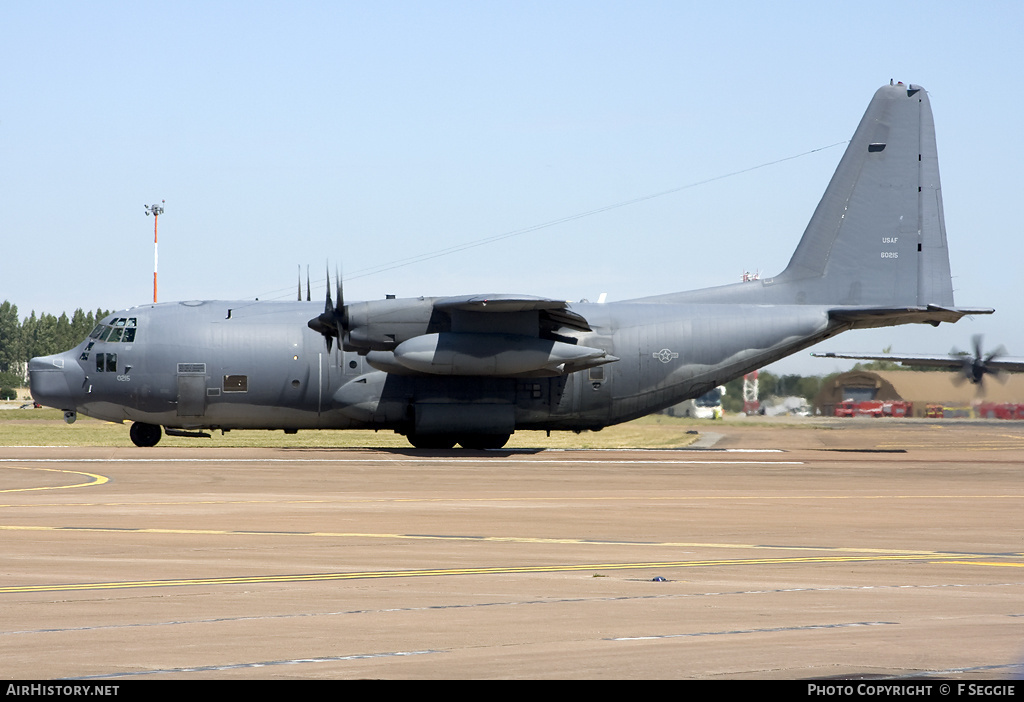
<box><xmin>30</xmin><ymin>82</ymin><xmax>992</xmax><ymax>448</ymax></box>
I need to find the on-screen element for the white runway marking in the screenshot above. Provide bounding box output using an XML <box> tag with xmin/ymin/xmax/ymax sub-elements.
<box><xmin>74</xmin><ymin>650</ymin><xmax>442</xmax><ymax>679</ymax></box>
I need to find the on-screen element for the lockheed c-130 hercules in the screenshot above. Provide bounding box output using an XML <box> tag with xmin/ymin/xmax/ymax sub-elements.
<box><xmin>30</xmin><ymin>82</ymin><xmax>992</xmax><ymax>449</ymax></box>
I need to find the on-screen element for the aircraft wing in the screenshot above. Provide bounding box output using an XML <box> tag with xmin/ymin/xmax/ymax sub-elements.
<box><xmin>346</xmin><ymin>294</ymin><xmax>609</xmax><ymax>378</ymax></box>
<box><xmin>434</xmin><ymin>294</ymin><xmax>592</xmax><ymax>331</ymax></box>
<box><xmin>812</xmin><ymin>351</ymin><xmax>1024</xmax><ymax>373</ymax></box>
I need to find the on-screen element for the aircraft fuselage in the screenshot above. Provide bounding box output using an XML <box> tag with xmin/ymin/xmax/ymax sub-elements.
<box><xmin>29</xmin><ymin>298</ymin><xmax>835</xmax><ymax>437</ymax></box>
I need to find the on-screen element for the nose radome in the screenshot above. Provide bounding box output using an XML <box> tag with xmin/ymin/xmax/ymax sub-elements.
<box><xmin>29</xmin><ymin>353</ymin><xmax>84</xmax><ymax>412</ymax></box>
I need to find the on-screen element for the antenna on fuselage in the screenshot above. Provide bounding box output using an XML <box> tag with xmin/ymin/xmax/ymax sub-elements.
<box><xmin>297</xmin><ymin>265</ymin><xmax>313</xmax><ymax>301</ymax></box>
<box><xmin>144</xmin><ymin>201</ymin><xmax>165</xmax><ymax>303</ymax></box>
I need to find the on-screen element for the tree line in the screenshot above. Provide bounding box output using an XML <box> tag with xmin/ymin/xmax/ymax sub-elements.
<box><xmin>0</xmin><ymin>301</ymin><xmax>110</xmax><ymax>387</ymax></box>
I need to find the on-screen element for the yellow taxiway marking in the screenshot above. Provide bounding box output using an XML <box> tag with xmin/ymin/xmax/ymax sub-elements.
<box><xmin>0</xmin><ymin>553</ymin><xmax>996</xmax><ymax>594</ymax></box>
<box><xmin>4</xmin><ymin>524</ymin><xmax>1017</xmax><ymax>564</ymax></box>
<box><xmin>878</xmin><ymin>445</ymin><xmax>1024</xmax><ymax>451</ymax></box>
<box><xmin>0</xmin><ymin>466</ymin><xmax>108</xmax><ymax>493</ymax></box>
<box><xmin>941</xmin><ymin>561</ymin><xmax>1024</xmax><ymax>568</ymax></box>
<box><xmin>876</xmin><ymin>433</ymin><xmax>1024</xmax><ymax>450</ymax></box>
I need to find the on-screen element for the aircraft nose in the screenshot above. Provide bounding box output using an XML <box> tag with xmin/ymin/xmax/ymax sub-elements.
<box><xmin>29</xmin><ymin>353</ymin><xmax>85</xmax><ymax>412</ymax></box>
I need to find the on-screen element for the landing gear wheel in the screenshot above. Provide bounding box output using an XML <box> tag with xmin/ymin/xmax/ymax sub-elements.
<box><xmin>130</xmin><ymin>422</ymin><xmax>162</xmax><ymax>447</ymax></box>
<box><xmin>406</xmin><ymin>433</ymin><xmax>457</xmax><ymax>450</ymax></box>
<box><xmin>458</xmin><ymin>434</ymin><xmax>511</xmax><ymax>450</ymax></box>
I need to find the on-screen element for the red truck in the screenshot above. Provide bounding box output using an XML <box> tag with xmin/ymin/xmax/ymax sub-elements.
<box><xmin>976</xmin><ymin>403</ymin><xmax>1024</xmax><ymax>420</ymax></box>
<box><xmin>835</xmin><ymin>400</ymin><xmax>912</xmax><ymax>417</ymax></box>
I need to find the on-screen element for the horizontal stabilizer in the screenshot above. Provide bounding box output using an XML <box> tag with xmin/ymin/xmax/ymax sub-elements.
<box><xmin>828</xmin><ymin>305</ymin><xmax>993</xmax><ymax>329</ymax></box>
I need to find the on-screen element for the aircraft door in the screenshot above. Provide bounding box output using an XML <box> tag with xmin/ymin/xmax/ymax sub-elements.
<box><xmin>572</xmin><ymin>335</ymin><xmax>613</xmax><ymax>423</ymax></box>
<box><xmin>176</xmin><ymin>368</ymin><xmax>207</xmax><ymax>417</ymax></box>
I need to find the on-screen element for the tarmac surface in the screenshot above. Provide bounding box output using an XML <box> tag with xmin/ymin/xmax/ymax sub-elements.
<box><xmin>2</xmin><ymin>418</ymin><xmax>1023</xmax><ymax>680</ymax></box>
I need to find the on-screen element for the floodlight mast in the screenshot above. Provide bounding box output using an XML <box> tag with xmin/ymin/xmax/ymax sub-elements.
<box><xmin>144</xmin><ymin>201</ymin><xmax>165</xmax><ymax>303</ymax></box>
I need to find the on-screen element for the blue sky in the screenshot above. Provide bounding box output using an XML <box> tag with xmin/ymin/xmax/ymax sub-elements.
<box><xmin>3</xmin><ymin>1</ymin><xmax>1022</xmax><ymax>375</ymax></box>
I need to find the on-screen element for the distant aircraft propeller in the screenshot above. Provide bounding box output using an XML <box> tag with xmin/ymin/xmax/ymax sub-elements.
<box><xmin>307</xmin><ymin>265</ymin><xmax>349</xmax><ymax>352</ymax></box>
<box><xmin>950</xmin><ymin>335</ymin><xmax>1007</xmax><ymax>391</ymax></box>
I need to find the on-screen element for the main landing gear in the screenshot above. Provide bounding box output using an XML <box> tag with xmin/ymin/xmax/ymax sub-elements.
<box><xmin>129</xmin><ymin>422</ymin><xmax>162</xmax><ymax>447</ymax></box>
<box><xmin>405</xmin><ymin>433</ymin><xmax>511</xmax><ymax>450</ymax></box>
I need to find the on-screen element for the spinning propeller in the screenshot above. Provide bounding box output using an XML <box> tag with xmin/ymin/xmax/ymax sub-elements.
<box><xmin>307</xmin><ymin>266</ymin><xmax>349</xmax><ymax>352</ymax></box>
<box><xmin>951</xmin><ymin>335</ymin><xmax>1007</xmax><ymax>389</ymax></box>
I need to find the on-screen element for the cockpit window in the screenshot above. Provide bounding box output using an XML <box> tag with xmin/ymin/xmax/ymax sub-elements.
<box><xmin>90</xmin><ymin>318</ymin><xmax>140</xmax><ymax>344</ymax></box>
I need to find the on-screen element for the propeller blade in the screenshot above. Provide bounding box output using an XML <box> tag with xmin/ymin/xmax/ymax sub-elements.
<box><xmin>324</xmin><ymin>263</ymin><xmax>333</xmax><ymax>313</ymax></box>
<box><xmin>984</xmin><ymin>345</ymin><xmax>1006</xmax><ymax>364</ymax></box>
<box><xmin>307</xmin><ymin>264</ymin><xmax>349</xmax><ymax>353</ymax></box>
<box><xmin>947</xmin><ymin>335</ymin><xmax>1008</xmax><ymax>386</ymax></box>
<box><xmin>336</xmin><ymin>265</ymin><xmax>344</xmax><ymax>314</ymax></box>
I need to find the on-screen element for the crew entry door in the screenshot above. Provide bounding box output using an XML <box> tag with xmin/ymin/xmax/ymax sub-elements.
<box><xmin>176</xmin><ymin>363</ymin><xmax>207</xmax><ymax>417</ymax></box>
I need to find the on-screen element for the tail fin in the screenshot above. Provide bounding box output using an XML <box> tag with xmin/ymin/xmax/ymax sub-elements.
<box><xmin>637</xmin><ymin>83</ymin><xmax>960</xmax><ymax>311</ymax></box>
<box><xmin>771</xmin><ymin>82</ymin><xmax>953</xmax><ymax>306</ymax></box>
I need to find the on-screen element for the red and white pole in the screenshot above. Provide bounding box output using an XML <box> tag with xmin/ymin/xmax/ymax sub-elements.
<box><xmin>145</xmin><ymin>201</ymin><xmax>165</xmax><ymax>303</ymax></box>
<box><xmin>153</xmin><ymin>212</ymin><xmax>158</xmax><ymax>302</ymax></box>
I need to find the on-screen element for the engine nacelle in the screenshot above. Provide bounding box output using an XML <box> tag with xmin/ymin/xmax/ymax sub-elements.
<box><xmin>342</xmin><ymin>297</ymin><xmax>437</xmax><ymax>352</ymax></box>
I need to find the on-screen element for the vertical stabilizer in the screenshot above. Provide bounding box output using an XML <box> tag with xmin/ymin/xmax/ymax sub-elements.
<box><xmin>773</xmin><ymin>82</ymin><xmax>953</xmax><ymax>306</ymax></box>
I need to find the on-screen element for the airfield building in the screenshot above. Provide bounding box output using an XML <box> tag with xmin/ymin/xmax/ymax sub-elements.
<box><xmin>813</xmin><ymin>370</ymin><xmax>1024</xmax><ymax>418</ymax></box>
